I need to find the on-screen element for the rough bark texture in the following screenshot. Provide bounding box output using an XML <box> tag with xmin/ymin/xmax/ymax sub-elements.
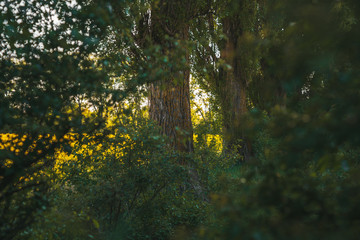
<box><xmin>149</xmin><ymin>69</ymin><xmax>194</xmax><ymax>154</ymax></box>
<box><xmin>219</xmin><ymin>17</ymin><xmax>252</xmax><ymax>161</ymax></box>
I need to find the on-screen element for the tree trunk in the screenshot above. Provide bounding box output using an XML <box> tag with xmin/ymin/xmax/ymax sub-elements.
<box><xmin>147</xmin><ymin>1</ymin><xmax>206</xmax><ymax>200</ymax></box>
<box><xmin>148</xmin><ymin>5</ymin><xmax>193</xmax><ymax>154</ymax></box>
<box><xmin>219</xmin><ymin>17</ymin><xmax>252</xmax><ymax>162</ymax></box>
<box><xmin>149</xmin><ymin>69</ymin><xmax>194</xmax><ymax>154</ymax></box>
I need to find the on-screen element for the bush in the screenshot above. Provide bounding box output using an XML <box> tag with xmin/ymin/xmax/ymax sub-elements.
<box><xmin>24</xmin><ymin>114</ymin><xmax>208</xmax><ymax>240</ymax></box>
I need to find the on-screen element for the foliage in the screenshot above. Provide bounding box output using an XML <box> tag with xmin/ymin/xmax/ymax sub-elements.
<box><xmin>198</xmin><ymin>0</ymin><xmax>360</xmax><ymax>239</ymax></box>
<box><xmin>0</xmin><ymin>0</ymin><xmax>143</xmax><ymax>238</ymax></box>
<box><xmin>22</xmin><ymin>114</ymin><xmax>208</xmax><ymax>240</ymax></box>
<box><xmin>2</xmin><ymin>0</ymin><xmax>360</xmax><ymax>240</ymax></box>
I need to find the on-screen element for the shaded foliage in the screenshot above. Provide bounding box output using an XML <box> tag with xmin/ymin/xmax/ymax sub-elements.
<box><xmin>2</xmin><ymin>0</ymin><xmax>360</xmax><ymax>239</ymax></box>
<box><xmin>0</xmin><ymin>0</ymin><xmax>145</xmax><ymax>238</ymax></box>
<box><xmin>23</xmin><ymin>114</ymin><xmax>208</xmax><ymax>240</ymax></box>
<box><xmin>199</xmin><ymin>0</ymin><xmax>360</xmax><ymax>239</ymax></box>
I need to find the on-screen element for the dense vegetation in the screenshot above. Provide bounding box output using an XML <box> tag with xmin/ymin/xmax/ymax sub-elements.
<box><xmin>1</xmin><ymin>0</ymin><xmax>360</xmax><ymax>239</ymax></box>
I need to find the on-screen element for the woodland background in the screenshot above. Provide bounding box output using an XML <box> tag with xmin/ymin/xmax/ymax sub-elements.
<box><xmin>1</xmin><ymin>0</ymin><xmax>360</xmax><ymax>239</ymax></box>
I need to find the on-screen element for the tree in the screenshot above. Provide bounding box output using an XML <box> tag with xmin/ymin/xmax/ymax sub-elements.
<box><xmin>131</xmin><ymin>0</ymin><xmax>214</xmax><ymax>200</ymax></box>
<box><xmin>141</xmin><ymin>0</ymin><xmax>205</xmax><ymax>155</ymax></box>
<box><xmin>147</xmin><ymin>1</ymin><xmax>194</xmax><ymax>153</ymax></box>
<box><xmin>192</xmin><ymin>0</ymin><xmax>260</xmax><ymax>161</ymax></box>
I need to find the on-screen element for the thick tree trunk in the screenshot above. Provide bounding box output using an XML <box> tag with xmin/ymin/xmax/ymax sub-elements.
<box><xmin>147</xmin><ymin>1</ymin><xmax>206</xmax><ymax>200</ymax></box>
<box><xmin>148</xmin><ymin>10</ymin><xmax>193</xmax><ymax>154</ymax></box>
<box><xmin>149</xmin><ymin>70</ymin><xmax>194</xmax><ymax>154</ymax></box>
<box><xmin>219</xmin><ymin>17</ymin><xmax>252</xmax><ymax>162</ymax></box>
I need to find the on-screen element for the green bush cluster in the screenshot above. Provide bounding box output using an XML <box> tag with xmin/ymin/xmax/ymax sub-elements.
<box><xmin>22</xmin><ymin>115</ymin><xmax>208</xmax><ymax>240</ymax></box>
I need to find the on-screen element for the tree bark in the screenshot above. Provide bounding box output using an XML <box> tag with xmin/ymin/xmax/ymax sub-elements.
<box><xmin>149</xmin><ymin>68</ymin><xmax>194</xmax><ymax>154</ymax></box>
<box><xmin>148</xmin><ymin>2</ymin><xmax>194</xmax><ymax>154</ymax></box>
<box><xmin>219</xmin><ymin>16</ymin><xmax>252</xmax><ymax>162</ymax></box>
<box><xmin>147</xmin><ymin>1</ymin><xmax>206</xmax><ymax>200</ymax></box>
